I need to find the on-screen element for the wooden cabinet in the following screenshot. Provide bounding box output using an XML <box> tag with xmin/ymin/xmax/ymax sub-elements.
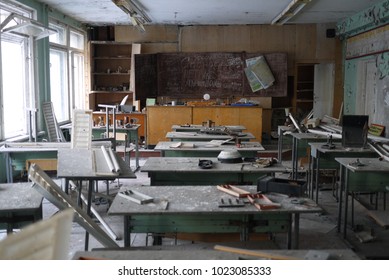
<box><xmin>146</xmin><ymin>106</ymin><xmax>264</xmax><ymax>146</ymax></box>
<box><xmin>89</xmin><ymin>41</ymin><xmax>141</xmax><ymax>110</ymax></box>
<box><xmin>293</xmin><ymin>64</ymin><xmax>314</xmax><ymax>120</ymax></box>
<box><xmin>147</xmin><ymin>106</ymin><xmax>192</xmax><ymax>147</ymax></box>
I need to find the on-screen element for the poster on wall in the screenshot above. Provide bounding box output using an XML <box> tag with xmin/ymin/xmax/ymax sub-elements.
<box><xmin>244</xmin><ymin>56</ymin><xmax>275</xmax><ymax>92</ymax></box>
<box><xmin>346</xmin><ymin>24</ymin><xmax>389</xmax><ymax>59</ymax></box>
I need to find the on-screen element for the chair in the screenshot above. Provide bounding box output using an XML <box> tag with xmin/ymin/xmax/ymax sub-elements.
<box><xmin>108</xmin><ymin>132</ymin><xmax>134</xmax><ymax>165</ymax></box>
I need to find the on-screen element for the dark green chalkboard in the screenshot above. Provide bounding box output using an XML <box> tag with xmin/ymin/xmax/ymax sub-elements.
<box><xmin>135</xmin><ymin>52</ymin><xmax>287</xmax><ymax>99</ymax></box>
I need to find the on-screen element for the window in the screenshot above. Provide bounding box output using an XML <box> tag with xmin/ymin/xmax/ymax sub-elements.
<box><xmin>49</xmin><ymin>22</ymin><xmax>86</xmax><ymax>123</ymax></box>
<box><xmin>50</xmin><ymin>48</ymin><xmax>69</xmax><ymax>122</ymax></box>
<box><xmin>0</xmin><ymin>2</ymin><xmax>34</xmax><ymax>139</ymax></box>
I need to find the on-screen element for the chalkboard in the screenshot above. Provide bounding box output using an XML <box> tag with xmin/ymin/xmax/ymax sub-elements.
<box><xmin>135</xmin><ymin>52</ymin><xmax>287</xmax><ymax>100</ymax></box>
<box><xmin>158</xmin><ymin>52</ymin><xmax>245</xmax><ymax>98</ymax></box>
<box><xmin>135</xmin><ymin>54</ymin><xmax>158</xmax><ymax>101</ymax></box>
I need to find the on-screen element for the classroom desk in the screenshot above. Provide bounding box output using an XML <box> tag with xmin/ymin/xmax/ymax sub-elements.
<box><xmin>0</xmin><ymin>141</ymin><xmax>111</xmax><ymax>183</ymax></box>
<box><xmin>92</xmin><ymin>125</ymin><xmax>140</xmax><ymax>170</ymax></box>
<box><xmin>108</xmin><ymin>185</ymin><xmax>322</xmax><ymax>249</ymax></box>
<box><xmin>335</xmin><ymin>157</ymin><xmax>389</xmax><ymax>239</ymax></box>
<box><xmin>277</xmin><ymin>125</ymin><xmax>295</xmax><ymax>163</ymax></box>
<box><xmin>57</xmin><ymin>148</ymin><xmax>136</xmax><ymax>250</ymax></box>
<box><xmin>172</xmin><ymin>124</ymin><xmax>246</xmax><ymax>132</ymax></box>
<box><xmin>166</xmin><ymin>131</ymin><xmax>255</xmax><ymax>142</ymax></box>
<box><xmin>141</xmin><ymin>157</ymin><xmax>288</xmax><ymax>186</ymax></box>
<box><xmin>154</xmin><ymin>141</ymin><xmax>264</xmax><ymax>158</ymax></box>
<box><xmin>0</xmin><ymin>182</ymin><xmax>43</xmax><ymax>233</ymax></box>
<box><xmin>309</xmin><ymin>142</ymin><xmax>377</xmax><ymax>203</ymax></box>
<box><xmin>290</xmin><ymin>133</ymin><xmax>340</xmax><ymax>180</ymax></box>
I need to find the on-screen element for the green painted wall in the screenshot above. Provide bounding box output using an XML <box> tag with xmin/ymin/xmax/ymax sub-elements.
<box><xmin>337</xmin><ymin>0</ymin><xmax>389</xmax><ymax>134</ymax></box>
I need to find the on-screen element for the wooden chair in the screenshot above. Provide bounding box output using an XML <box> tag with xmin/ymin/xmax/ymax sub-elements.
<box><xmin>108</xmin><ymin>132</ymin><xmax>134</xmax><ymax>166</ymax></box>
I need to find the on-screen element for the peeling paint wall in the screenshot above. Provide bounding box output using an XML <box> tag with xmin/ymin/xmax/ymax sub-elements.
<box><xmin>337</xmin><ymin>0</ymin><xmax>389</xmax><ymax>137</ymax></box>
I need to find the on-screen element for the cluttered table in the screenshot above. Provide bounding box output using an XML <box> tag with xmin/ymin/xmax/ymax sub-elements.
<box><xmin>108</xmin><ymin>185</ymin><xmax>322</xmax><ymax>249</ymax></box>
<box><xmin>57</xmin><ymin>147</ymin><xmax>136</xmax><ymax>250</ymax></box>
<box><xmin>335</xmin><ymin>157</ymin><xmax>389</xmax><ymax>239</ymax></box>
<box><xmin>0</xmin><ymin>141</ymin><xmax>112</xmax><ymax>183</ymax></box>
<box><xmin>166</xmin><ymin>131</ymin><xmax>256</xmax><ymax>142</ymax></box>
<box><xmin>141</xmin><ymin>157</ymin><xmax>288</xmax><ymax>186</ymax></box>
<box><xmin>172</xmin><ymin>124</ymin><xmax>246</xmax><ymax>132</ymax></box>
<box><xmin>309</xmin><ymin>142</ymin><xmax>377</xmax><ymax>202</ymax></box>
<box><xmin>154</xmin><ymin>141</ymin><xmax>264</xmax><ymax>158</ymax></box>
<box><xmin>290</xmin><ymin>132</ymin><xmax>341</xmax><ymax>180</ymax></box>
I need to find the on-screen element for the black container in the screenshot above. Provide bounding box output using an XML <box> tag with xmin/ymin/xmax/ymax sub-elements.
<box><xmin>257</xmin><ymin>176</ymin><xmax>306</xmax><ymax>197</ymax></box>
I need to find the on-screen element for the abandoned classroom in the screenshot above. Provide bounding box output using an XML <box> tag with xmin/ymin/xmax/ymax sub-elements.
<box><xmin>0</xmin><ymin>0</ymin><xmax>389</xmax><ymax>261</ymax></box>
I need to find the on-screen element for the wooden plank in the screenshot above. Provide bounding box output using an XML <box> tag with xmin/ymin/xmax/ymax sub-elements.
<box><xmin>368</xmin><ymin>210</ymin><xmax>389</xmax><ymax>228</ymax></box>
<box><xmin>26</xmin><ymin>159</ymin><xmax>58</xmax><ymax>171</ymax></box>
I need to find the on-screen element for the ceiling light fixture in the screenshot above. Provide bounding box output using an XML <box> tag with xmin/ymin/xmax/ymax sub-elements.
<box><xmin>112</xmin><ymin>0</ymin><xmax>151</xmax><ymax>32</ymax></box>
<box><xmin>271</xmin><ymin>0</ymin><xmax>312</xmax><ymax>25</ymax></box>
<box><xmin>0</xmin><ymin>13</ymin><xmax>57</xmax><ymax>40</ymax></box>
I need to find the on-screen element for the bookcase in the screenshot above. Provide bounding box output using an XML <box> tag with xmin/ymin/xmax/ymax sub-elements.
<box><xmin>89</xmin><ymin>41</ymin><xmax>141</xmax><ymax>110</ymax></box>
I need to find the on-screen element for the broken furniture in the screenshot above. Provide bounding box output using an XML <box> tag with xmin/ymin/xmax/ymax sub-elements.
<box><xmin>154</xmin><ymin>141</ymin><xmax>264</xmax><ymax>158</ymax></box>
<box><xmin>28</xmin><ymin>164</ymin><xmax>119</xmax><ymax>250</ymax></box>
<box><xmin>0</xmin><ymin>208</ymin><xmax>73</xmax><ymax>260</ymax></box>
<box><xmin>140</xmin><ymin>157</ymin><xmax>288</xmax><ymax>186</ymax></box>
<box><xmin>0</xmin><ymin>182</ymin><xmax>43</xmax><ymax>234</ymax></box>
<box><xmin>0</xmin><ymin>141</ymin><xmax>112</xmax><ymax>183</ymax></box>
<box><xmin>277</xmin><ymin>125</ymin><xmax>295</xmax><ymax>163</ymax></box>
<box><xmin>92</xmin><ymin>124</ymin><xmax>140</xmax><ymax>170</ymax></box>
<box><xmin>56</xmin><ymin>147</ymin><xmax>136</xmax><ymax>250</ymax></box>
<box><xmin>309</xmin><ymin>142</ymin><xmax>377</xmax><ymax>203</ymax></box>
<box><xmin>335</xmin><ymin>157</ymin><xmax>389</xmax><ymax>239</ymax></box>
<box><xmin>290</xmin><ymin>132</ymin><xmax>341</xmax><ymax>180</ymax></box>
<box><xmin>108</xmin><ymin>185</ymin><xmax>322</xmax><ymax>249</ymax></box>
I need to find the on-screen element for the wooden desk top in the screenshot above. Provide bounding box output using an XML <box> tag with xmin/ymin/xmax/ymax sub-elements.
<box><xmin>0</xmin><ymin>182</ymin><xmax>43</xmax><ymax>212</ymax></box>
<box><xmin>141</xmin><ymin>157</ymin><xmax>287</xmax><ymax>174</ymax></box>
<box><xmin>108</xmin><ymin>185</ymin><xmax>322</xmax><ymax>215</ymax></box>
<box><xmin>154</xmin><ymin>141</ymin><xmax>265</xmax><ymax>151</ymax></box>
<box><xmin>335</xmin><ymin>157</ymin><xmax>389</xmax><ymax>172</ymax></box>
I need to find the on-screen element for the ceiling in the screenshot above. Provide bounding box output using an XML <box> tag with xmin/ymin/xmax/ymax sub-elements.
<box><xmin>37</xmin><ymin>0</ymin><xmax>382</xmax><ymax>26</ymax></box>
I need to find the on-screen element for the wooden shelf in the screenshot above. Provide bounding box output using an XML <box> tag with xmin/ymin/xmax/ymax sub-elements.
<box><xmin>293</xmin><ymin>64</ymin><xmax>315</xmax><ymax>119</ymax></box>
<box><xmin>89</xmin><ymin>41</ymin><xmax>141</xmax><ymax>111</ymax></box>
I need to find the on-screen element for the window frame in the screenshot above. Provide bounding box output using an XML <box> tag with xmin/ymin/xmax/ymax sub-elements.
<box><xmin>48</xmin><ymin>20</ymin><xmax>86</xmax><ymax>124</ymax></box>
<box><xmin>0</xmin><ymin>1</ymin><xmax>37</xmax><ymax>140</ymax></box>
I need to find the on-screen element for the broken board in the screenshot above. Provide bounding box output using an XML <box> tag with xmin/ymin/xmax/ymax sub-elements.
<box><xmin>368</xmin><ymin>210</ymin><xmax>389</xmax><ymax>228</ymax></box>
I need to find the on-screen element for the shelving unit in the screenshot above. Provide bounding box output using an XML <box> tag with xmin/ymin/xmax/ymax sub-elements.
<box><xmin>89</xmin><ymin>41</ymin><xmax>141</xmax><ymax>111</ymax></box>
<box><xmin>294</xmin><ymin>64</ymin><xmax>314</xmax><ymax>120</ymax></box>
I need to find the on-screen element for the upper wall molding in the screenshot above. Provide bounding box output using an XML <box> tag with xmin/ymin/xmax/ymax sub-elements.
<box><xmin>337</xmin><ymin>0</ymin><xmax>389</xmax><ymax>38</ymax></box>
